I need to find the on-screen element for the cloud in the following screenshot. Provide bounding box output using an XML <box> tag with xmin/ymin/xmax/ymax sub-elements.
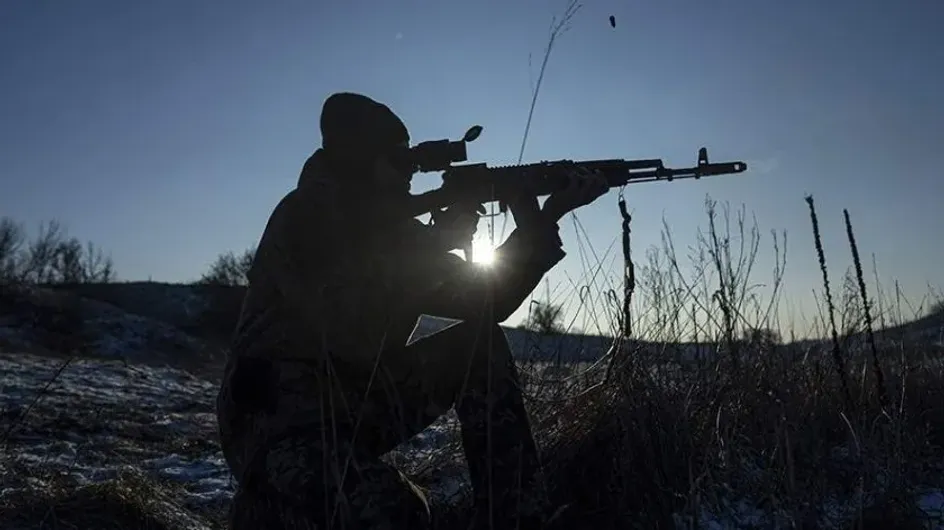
<box><xmin>395</xmin><ymin>32</ymin><xmax>403</xmax><ymax>40</ymax></box>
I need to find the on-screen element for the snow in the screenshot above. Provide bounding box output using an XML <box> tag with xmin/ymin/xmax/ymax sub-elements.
<box><xmin>0</xmin><ymin>353</ymin><xmax>226</xmax><ymax>504</ymax></box>
<box><xmin>5</xmin><ymin>347</ymin><xmax>941</xmax><ymax>528</ymax></box>
<box><xmin>921</xmin><ymin>490</ymin><xmax>944</xmax><ymax>522</ymax></box>
<box><xmin>1</xmin><ymin>285</ymin><xmax>943</xmax><ymax>528</ymax></box>
<box><xmin>0</xmin><ymin>351</ymin><xmax>465</xmax><ymax>517</ymax></box>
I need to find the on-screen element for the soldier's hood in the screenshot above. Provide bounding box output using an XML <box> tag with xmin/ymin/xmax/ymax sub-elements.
<box><xmin>295</xmin><ymin>149</ymin><xmax>412</xmax><ymax>222</ymax></box>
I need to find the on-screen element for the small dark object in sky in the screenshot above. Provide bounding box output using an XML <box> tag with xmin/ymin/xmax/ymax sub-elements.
<box><xmin>609</xmin><ymin>15</ymin><xmax>616</xmax><ymax>28</ymax></box>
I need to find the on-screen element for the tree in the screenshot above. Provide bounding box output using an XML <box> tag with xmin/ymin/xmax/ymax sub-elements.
<box><xmin>199</xmin><ymin>247</ymin><xmax>256</xmax><ymax>287</ymax></box>
<box><xmin>81</xmin><ymin>241</ymin><xmax>115</xmax><ymax>283</ymax></box>
<box><xmin>53</xmin><ymin>237</ymin><xmax>85</xmax><ymax>284</ymax></box>
<box><xmin>6</xmin><ymin>219</ymin><xmax>115</xmax><ymax>285</ymax></box>
<box><xmin>22</xmin><ymin>220</ymin><xmax>64</xmax><ymax>284</ymax></box>
<box><xmin>0</xmin><ymin>217</ymin><xmax>25</xmax><ymax>282</ymax></box>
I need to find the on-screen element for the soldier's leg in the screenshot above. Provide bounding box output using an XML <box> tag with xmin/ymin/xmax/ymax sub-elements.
<box><xmin>230</xmin><ymin>430</ymin><xmax>432</xmax><ymax>530</ymax></box>
<box><xmin>219</xmin><ymin>355</ymin><xmax>433</xmax><ymax>530</ymax></box>
<box><xmin>387</xmin><ymin>319</ymin><xmax>547</xmax><ymax>527</ymax></box>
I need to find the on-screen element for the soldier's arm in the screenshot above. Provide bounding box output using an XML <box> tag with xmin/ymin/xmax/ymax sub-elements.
<box><xmin>396</xmin><ymin>218</ymin><xmax>565</xmax><ymax>323</ymax></box>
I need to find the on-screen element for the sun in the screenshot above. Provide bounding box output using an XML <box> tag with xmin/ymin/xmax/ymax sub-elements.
<box><xmin>470</xmin><ymin>237</ymin><xmax>496</xmax><ymax>266</ymax></box>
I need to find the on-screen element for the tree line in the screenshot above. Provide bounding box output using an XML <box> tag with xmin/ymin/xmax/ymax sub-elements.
<box><xmin>0</xmin><ymin>217</ymin><xmax>114</xmax><ymax>285</ymax></box>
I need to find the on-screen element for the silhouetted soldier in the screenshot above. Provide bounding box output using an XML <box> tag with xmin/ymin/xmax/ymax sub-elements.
<box><xmin>216</xmin><ymin>92</ymin><xmax>607</xmax><ymax>529</ymax></box>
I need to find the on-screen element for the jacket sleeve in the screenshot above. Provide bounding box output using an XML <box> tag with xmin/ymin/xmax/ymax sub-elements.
<box><xmin>387</xmin><ymin>217</ymin><xmax>566</xmax><ymax>323</ymax></box>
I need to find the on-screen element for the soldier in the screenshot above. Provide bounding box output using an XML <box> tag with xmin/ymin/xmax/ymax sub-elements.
<box><xmin>216</xmin><ymin>92</ymin><xmax>607</xmax><ymax>529</ymax></box>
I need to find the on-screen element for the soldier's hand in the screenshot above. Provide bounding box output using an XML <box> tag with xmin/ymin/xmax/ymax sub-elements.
<box><xmin>543</xmin><ymin>167</ymin><xmax>609</xmax><ymax>221</ymax></box>
<box><xmin>431</xmin><ymin>207</ymin><xmax>479</xmax><ymax>251</ymax></box>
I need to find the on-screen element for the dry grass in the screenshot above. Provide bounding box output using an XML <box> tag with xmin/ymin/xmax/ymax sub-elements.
<box><xmin>1</xmin><ymin>195</ymin><xmax>941</xmax><ymax>529</ymax></box>
<box><xmin>0</xmin><ymin>464</ymin><xmax>219</xmax><ymax>530</ymax></box>
<box><xmin>5</xmin><ymin>1</ymin><xmax>940</xmax><ymax>526</ymax></box>
<box><xmin>417</xmin><ymin>197</ymin><xmax>944</xmax><ymax>529</ymax></box>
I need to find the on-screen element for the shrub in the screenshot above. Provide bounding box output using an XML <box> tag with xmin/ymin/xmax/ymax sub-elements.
<box><xmin>198</xmin><ymin>247</ymin><xmax>255</xmax><ymax>287</ymax></box>
<box><xmin>525</xmin><ymin>300</ymin><xmax>565</xmax><ymax>335</ymax></box>
<box><xmin>929</xmin><ymin>299</ymin><xmax>944</xmax><ymax>317</ymax></box>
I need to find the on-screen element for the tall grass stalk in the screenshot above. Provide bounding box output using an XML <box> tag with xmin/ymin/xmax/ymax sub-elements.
<box><xmin>843</xmin><ymin>208</ymin><xmax>889</xmax><ymax>410</ymax></box>
<box><xmin>806</xmin><ymin>195</ymin><xmax>853</xmax><ymax>412</ymax></box>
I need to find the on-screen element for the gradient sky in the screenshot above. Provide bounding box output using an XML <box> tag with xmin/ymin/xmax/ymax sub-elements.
<box><xmin>2</xmin><ymin>1</ymin><xmax>941</xmax><ymax>335</ymax></box>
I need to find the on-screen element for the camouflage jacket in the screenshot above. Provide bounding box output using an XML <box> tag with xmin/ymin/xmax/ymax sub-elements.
<box><xmin>229</xmin><ymin>149</ymin><xmax>566</xmax><ymax>373</ymax></box>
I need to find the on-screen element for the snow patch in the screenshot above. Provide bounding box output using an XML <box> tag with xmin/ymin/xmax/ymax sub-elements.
<box><xmin>0</xmin><ymin>351</ymin><xmax>466</xmax><ymax>514</ymax></box>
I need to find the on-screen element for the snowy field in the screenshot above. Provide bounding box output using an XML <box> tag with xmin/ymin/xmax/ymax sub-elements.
<box><xmin>1</xmin><ymin>283</ymin><xmax>943</xmax><ymax>528</ymax></box>
<box><xmin>3</xmin><ymin>349</ymin><xmax>943</xmax><ymax>529</ymax></box>
<box><xmin>0</xmin><ymin>352</ymin><xmax>234</xmax><ymax>516</ymax></box>
<box><xmin>0</xmin><ymin>351</ymin><xmax>474</xmax><ymax>519</ymax></box>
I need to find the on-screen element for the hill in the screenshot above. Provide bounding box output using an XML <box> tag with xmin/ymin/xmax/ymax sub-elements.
<box><xmin>42</xmin><ymin>280</ymin><xmax>619</xmax><ymax>363</ymax></box>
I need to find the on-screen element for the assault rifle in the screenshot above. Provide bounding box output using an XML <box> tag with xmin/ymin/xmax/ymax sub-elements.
<box><xmin>407</xmin><ymin>125</ymin><xmax>748</xmax><ymax>217</ymax></box>
<box><xmin>403</xmin><ymin>125</ymin><xmax>749</xmax><ymax>260</ymax></box>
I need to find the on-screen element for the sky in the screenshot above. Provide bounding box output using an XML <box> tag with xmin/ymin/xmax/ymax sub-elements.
<box><xmin>1</xmin><ymin>0</ymin><xmax>942</xmax><ymax>336</ymax></box>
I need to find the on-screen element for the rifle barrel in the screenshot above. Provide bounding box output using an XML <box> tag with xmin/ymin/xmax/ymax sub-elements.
<box><xmin>612</xmin><ymin>160</ymin><xmax>748</xmax><ymax>185</ymax></box>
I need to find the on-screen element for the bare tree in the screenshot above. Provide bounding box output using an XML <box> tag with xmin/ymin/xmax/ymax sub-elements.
<box><xmin>0</xmin><ymin>217</ymin><xmax>25</xmax><ymax>282</ymax></box>
<box><xmin>22</xmin><ymin>220</ymin><xmax>66</xmax><ymax>284</ymax></box>
<box><xmin>2</xmin><ymin>218</ymin><xmax>115</xmax><ymax>285</ymax></box>
<box><xmin>54</xmin><ymin>237</ymin><xmax>86</xmax><ymax>284</ymax></box>
<box><xmin>82</xmin><ymin>241</ymin><xmax>115</xmax><ymax>283</ymax></box>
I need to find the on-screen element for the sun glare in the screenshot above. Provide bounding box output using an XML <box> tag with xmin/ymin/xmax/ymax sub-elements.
<box><xmin>471</xmin><ymin>237</ymin><xmax>496</xmax><ymax>266</ymax></box>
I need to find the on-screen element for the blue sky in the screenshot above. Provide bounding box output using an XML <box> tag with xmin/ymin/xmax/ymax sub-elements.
<box><xmin>1</xmin><ymin>1</ymin><xmax>941</xmax><ymax>334</ymax></box>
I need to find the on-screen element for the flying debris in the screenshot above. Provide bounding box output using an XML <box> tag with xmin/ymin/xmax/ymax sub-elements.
<box><xmin>609</xmin><ymin>15</ymin><xmax>616</xmax><ymax>28</ymax></box>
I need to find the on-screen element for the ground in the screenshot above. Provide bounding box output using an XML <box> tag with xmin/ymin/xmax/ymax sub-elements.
<box><xmin>1</xmin><ymin>282</ymin><xmax>943</xmax><ymax>529</ymax></box>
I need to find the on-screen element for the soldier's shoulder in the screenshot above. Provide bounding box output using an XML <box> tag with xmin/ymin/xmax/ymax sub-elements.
<box><xmin>264</xmin><ymin>186</ymin><xmax>337</xmax><ymax>229</ymax></box>
<box><xmin>287</xmin><ymin>183</ymin><xmax>344</xmax><ymax>214</ymax></box>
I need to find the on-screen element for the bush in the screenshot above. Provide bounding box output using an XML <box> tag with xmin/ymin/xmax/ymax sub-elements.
<box><xmin>198</xmin><ymin>247</ymin><xmax>255</xmax><ymax>287</ymax></box>
<box><xmin>929</xmin><ymin>299</ymin><xmax>944</xmax><ymax>317</ymax></box>
<box><xmin>525</xmin><ymin>300</ymin><xmax>565</xmax><ymax>335</ymax></box>
<box><xmin>0</xmin><ymin>467</ymin><xmax>213</xmax><ymax>530</ymax></box>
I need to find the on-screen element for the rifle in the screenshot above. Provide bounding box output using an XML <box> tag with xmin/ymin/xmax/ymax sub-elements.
<box><xmin>404</xmin><ymin>125</ymin><xmax>749</xmax><ymax>260</ymax></box>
